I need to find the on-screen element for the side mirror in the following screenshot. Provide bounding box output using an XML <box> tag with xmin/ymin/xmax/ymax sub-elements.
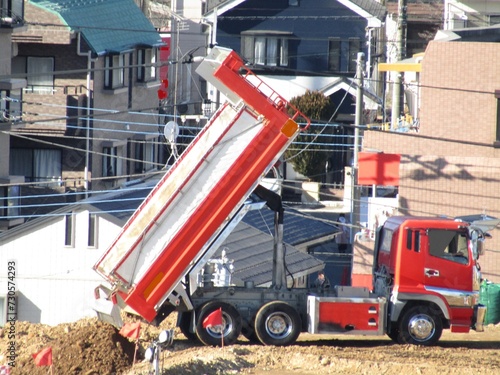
<box><xmin>477</xmin><ymin>239</ymin><xmax>485</xmax><ymax>257</ymax></box>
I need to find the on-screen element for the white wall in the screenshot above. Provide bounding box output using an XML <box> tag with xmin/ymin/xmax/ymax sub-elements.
<box><xmin>0</xmin><ymin>210</ymin><xmax>121</xmax><ymax>325</ymax></box>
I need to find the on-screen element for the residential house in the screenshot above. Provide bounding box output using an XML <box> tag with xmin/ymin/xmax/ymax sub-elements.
<box><xmin>202</xmin><ymin>0</ymin><xmax>387</xmax><ymax>184</ymax></box>
<box><xmin>8</xmin><ymin>0</ymin><xmax>164</xmax><ymax>217</ymax></box>
<box><xmin>0</xmin><ymin>0</ymin><xmax>26</xmax><ymax>230</ymax></box>
<box><xmin>0</xmin><ymin>177</ymin><xmax>336</xmax><ymax>325</ymax></box>
<box><xmin>356</xmin><ymin>26</ymin><xmax>500</xmax><ymax>286</ymax></box>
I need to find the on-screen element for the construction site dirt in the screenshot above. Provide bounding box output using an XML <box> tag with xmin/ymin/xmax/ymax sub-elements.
<box><xmin>1</xmin><ymin>313</ymin><xmax>499</xmax><ymax>375</ymax></box>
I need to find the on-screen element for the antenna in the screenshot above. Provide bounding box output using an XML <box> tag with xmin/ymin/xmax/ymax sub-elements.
<box><xmin>164</xmin><ymin>121</ymin><xmax>179</xmax><ymax>160</ymax></box>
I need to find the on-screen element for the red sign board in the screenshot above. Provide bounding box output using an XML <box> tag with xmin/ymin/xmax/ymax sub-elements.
<box><xmin>358</xmin><ymin>152</ymin><xmax>400</xmax><ymax>186</ymax></box>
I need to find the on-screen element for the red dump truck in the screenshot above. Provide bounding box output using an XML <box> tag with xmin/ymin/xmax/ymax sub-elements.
<box><xmin>93</xmin><ymin>47</ymin><xmax>499</xmax><ymax>346</ymax></box>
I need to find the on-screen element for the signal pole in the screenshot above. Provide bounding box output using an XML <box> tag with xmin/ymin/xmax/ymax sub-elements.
<box><xmin>351</xmin><ymin>52</ymin><xmax>364</xmax><ymax>243</ymax></box>
<box><xmin>391</xmin><ymin>0</ymin><xmax>407</xmax><ymax>129</ymax></box>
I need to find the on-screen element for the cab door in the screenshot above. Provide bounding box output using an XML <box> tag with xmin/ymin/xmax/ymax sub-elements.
<box><xmin>423</xmin><ymin>229</ymin><xmax>472</xmax><ymax>292</ymax></box>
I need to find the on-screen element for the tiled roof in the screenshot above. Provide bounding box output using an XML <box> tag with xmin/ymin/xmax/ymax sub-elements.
<box><xmin>31</xmin><ymin>0</ymin><xmax>163</xmax><ymax>55</ymax></box>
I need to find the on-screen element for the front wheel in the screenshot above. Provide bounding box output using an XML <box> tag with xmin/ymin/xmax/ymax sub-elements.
<box><xmin>195</xmin><ymin>301</ymin><xmax>242</xmax><ymax>346</ymax></box>
<box><xmin>397</xmin><ymin>305</ymin><xmax>443</xmax><ymax>346</ymax></box>
<box><xmin>254</xmin><ymin>301</ymin><xmax>301</xmax><ymax>346</ymax></box>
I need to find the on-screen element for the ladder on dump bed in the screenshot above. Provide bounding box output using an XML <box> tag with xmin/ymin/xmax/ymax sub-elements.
<box><xmin>93</xmin><ymin>47</ymin><xmax>310</xmax><ymax>323</ymax></box>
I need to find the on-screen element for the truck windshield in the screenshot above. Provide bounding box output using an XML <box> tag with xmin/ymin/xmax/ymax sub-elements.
<box><xmin>428</xmin><ymin>230</ymin><xmax>469</xmax><ymax>265</ymax></box>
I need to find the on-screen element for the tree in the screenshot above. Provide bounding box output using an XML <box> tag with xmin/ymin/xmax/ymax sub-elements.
<box><xmin>285</xmin><ymin>90</ymin><xmax>336</xmax><ymax>182</ymax></box>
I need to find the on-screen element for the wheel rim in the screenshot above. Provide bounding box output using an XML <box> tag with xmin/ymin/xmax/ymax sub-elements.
<box><xmin>407</xmin><ymin>313</ymin><xmax>435</xmax><ymax>342</ymax></box>
<box><xmin>264</xmin><ymin>311</ymin><xmax>293</xmax><ymax>339</ymax></box>
<box><xmin>206</xmin><ymin>312</ymin><xmax>231</xmax><ymax>339</ymax></box>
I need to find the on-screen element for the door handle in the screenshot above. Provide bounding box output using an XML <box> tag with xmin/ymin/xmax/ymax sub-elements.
<box><xmin>424</xmin><ymin>268</ymin><xmax>440</xmax><ymax>277</ymax></box>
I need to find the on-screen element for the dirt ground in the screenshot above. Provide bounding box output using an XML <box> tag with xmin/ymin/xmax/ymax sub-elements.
<box><xmin>1</xmin><ymin>313</ymin><xmax>499</xmax><ymax>375</ymax></box>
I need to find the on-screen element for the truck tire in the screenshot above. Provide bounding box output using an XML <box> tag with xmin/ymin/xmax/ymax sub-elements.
<box><xmin>254</xmin><ymin>301</ymin><xmax>301</xmax><ymax>346</ymax></box>
<box><xmin>397</xmin><ymin>305</ymin><xmax>443</xmax><ymax>346</ymax></box>
<box><xmin>178</xmin><ymin>311</ymin><xmax>197</xmax><ymax>341</ymax></box>
<box><xmin>195</xmin><ymin>301</ymin><xmax>242</xmax><ymax>346</ymax></box>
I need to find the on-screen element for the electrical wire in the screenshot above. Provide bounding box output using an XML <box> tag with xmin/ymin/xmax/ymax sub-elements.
<box><xmin>2</xmin><ymin>16</ymin><xmax>498</xmax><ymax>221</ymax></box>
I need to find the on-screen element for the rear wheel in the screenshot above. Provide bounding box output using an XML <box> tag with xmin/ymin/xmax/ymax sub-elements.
<box><xmin>397</xmin><ymin>305</ymin><xmax>443</xmax><ymax>346</ymax></box>
<box><xmin>254</xmin><ymin>301</ymin><xmax>301</xmax><ymax>346</ymax></box>
<box><xmin>195</xmin><ymin>301</ymin><xmax>242</xmax><ymax>346</ymax></box>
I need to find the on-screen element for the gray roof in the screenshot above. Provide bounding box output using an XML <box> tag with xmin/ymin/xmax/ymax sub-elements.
<box><xmin>90</xmin><ymin>181</ymin><xmax>336</xmax><ymax>284</ymax></box>
<box><xmin>85</xmin><ymin>178</ymin><xmax>339</xmax><ymax>247</ymax></box>
<box><xmin>220</xmin><ymin>222</ymin><xmax>324</xmax><ymax>286</ymax></box>
<box><xmin>1</xmin><ymin>177</ymin><xmax>337</xmax><ymax>284</ymax></box>
<box><xmin>32</xmin><ymin>0</ymin><xmax>163</xmax><ymax>55</ymax></box>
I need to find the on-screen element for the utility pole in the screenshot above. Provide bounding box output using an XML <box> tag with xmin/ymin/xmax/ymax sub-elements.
<box><xmin>350</xmin><ymin>52</ymin><xmax>364</xmax><ymax>244</ymax></box>
<box><xmin>391</xmin><ymin>0</ymin><xmax>407</xmax><ymax>130</ymax></box>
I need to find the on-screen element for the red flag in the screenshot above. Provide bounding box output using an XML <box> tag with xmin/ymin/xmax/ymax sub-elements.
<box><xmin>32</xmin><ymin>347</ymin><xmax>52</xmax><ymax>366</ymax></box>
<box><xmin>119</xmin><ymin>322</ymin><xmax>141</xmax><ymax>340</ymax></box>
<box><xmin>203</xmin><ymin>307</ymin><xmax>223</xmax><ymax>329</ymax></box>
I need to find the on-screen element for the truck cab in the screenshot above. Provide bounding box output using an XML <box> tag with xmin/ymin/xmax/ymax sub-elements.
<box><xmin>373</xmin><ymin>215</ymin><xmax>496</xmax><ymax>345</ymax></box>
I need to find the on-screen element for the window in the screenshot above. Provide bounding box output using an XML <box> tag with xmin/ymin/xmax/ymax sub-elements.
<box><xmin>0</xmin><ymin>295</ymin><xmax>6</xmax><ymax>326</ymax></box>
<box><xmin>26</xmin><ymin>57</ymin><xmax>54</xmax><ymax>94</ymax></box>
<box><xmin>10</xmin><ymin>148</ymin><xmax>61</xmax><ymax>185</ymax></box>
<box><xmin>379</xmin><ymin>228</ymin><xmax>393</xmax><ymax>253</ymax></box>
<box><xmin>104</xmin><ymin>54</ymin><xmax>126</xmax><ymax>89</ymax></box>
<box><xmin>328</xmin><ymin>38</ymin><xmax>341</xmax><ymax>72</ymax></box>
<box><xmin>88</xmin><ymin>212</ymin><xmax>97</xmax><ymax>248</ymax></box>
<box><xmin>0</xmin><ymin>0</ymin><xmax>24</xmax><ymax>26</ymax></box>
<box><xmin>0</xmin><ymin>89</ymin><xmax>22</xmax><ymax>122</ymax></box>
<box><xmin>134</xmin><ymin>139</ymin><xmax>156</xmax><ymax>173</ymax></box>
<box><xmin>242</xmin><ymin>34</ymin><xmax>289</xmax><ymax>67</ymax></box>
<box><xmin>137</xmin><ymin>48</ymin><xmax>157</xmax><ymax>82</ymax></box>
<box><xmin>428</xmin><ymin>229</ymin><xmax>469</xmax><ymax>265</ymax></box>
<box><xmin>405</xmin><ymin>229</ymin><xmax>420</xmax><ymax>252</ymax></box>
<box><xmin>489</xmin><ymin>15</ymin><xmax>500</xmax><ymax>26</ymax></box>
<box><xmin>348</xmin><ymin>38</ymin><xmax>360</xmax><ymax>72</ymax></box>
<box><xmin>103</xmin><ymin>146</ymin><xmax>123</xmax><ymax>177</ymax></box>
<box><xmin>0</xmin><ymin>185</ymin><xmax>20</xmax><ymax>219</ymax></box>
<box><xmin>64</xmin><ymin>213</ymin><xmax>75</xmax><ymax>247</ymax></box>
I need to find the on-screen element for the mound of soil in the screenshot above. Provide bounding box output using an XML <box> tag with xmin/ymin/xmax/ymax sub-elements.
<box><xmin>1</xmin><ymin>318</ymin><xmax>136</xmax><ymax>375</ymax></box>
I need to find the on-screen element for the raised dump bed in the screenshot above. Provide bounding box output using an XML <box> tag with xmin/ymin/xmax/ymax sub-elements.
<box><xmin>93</xmin><ymin>47</ymin><xmax>309</xmax><ymax>322</ymax></box>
